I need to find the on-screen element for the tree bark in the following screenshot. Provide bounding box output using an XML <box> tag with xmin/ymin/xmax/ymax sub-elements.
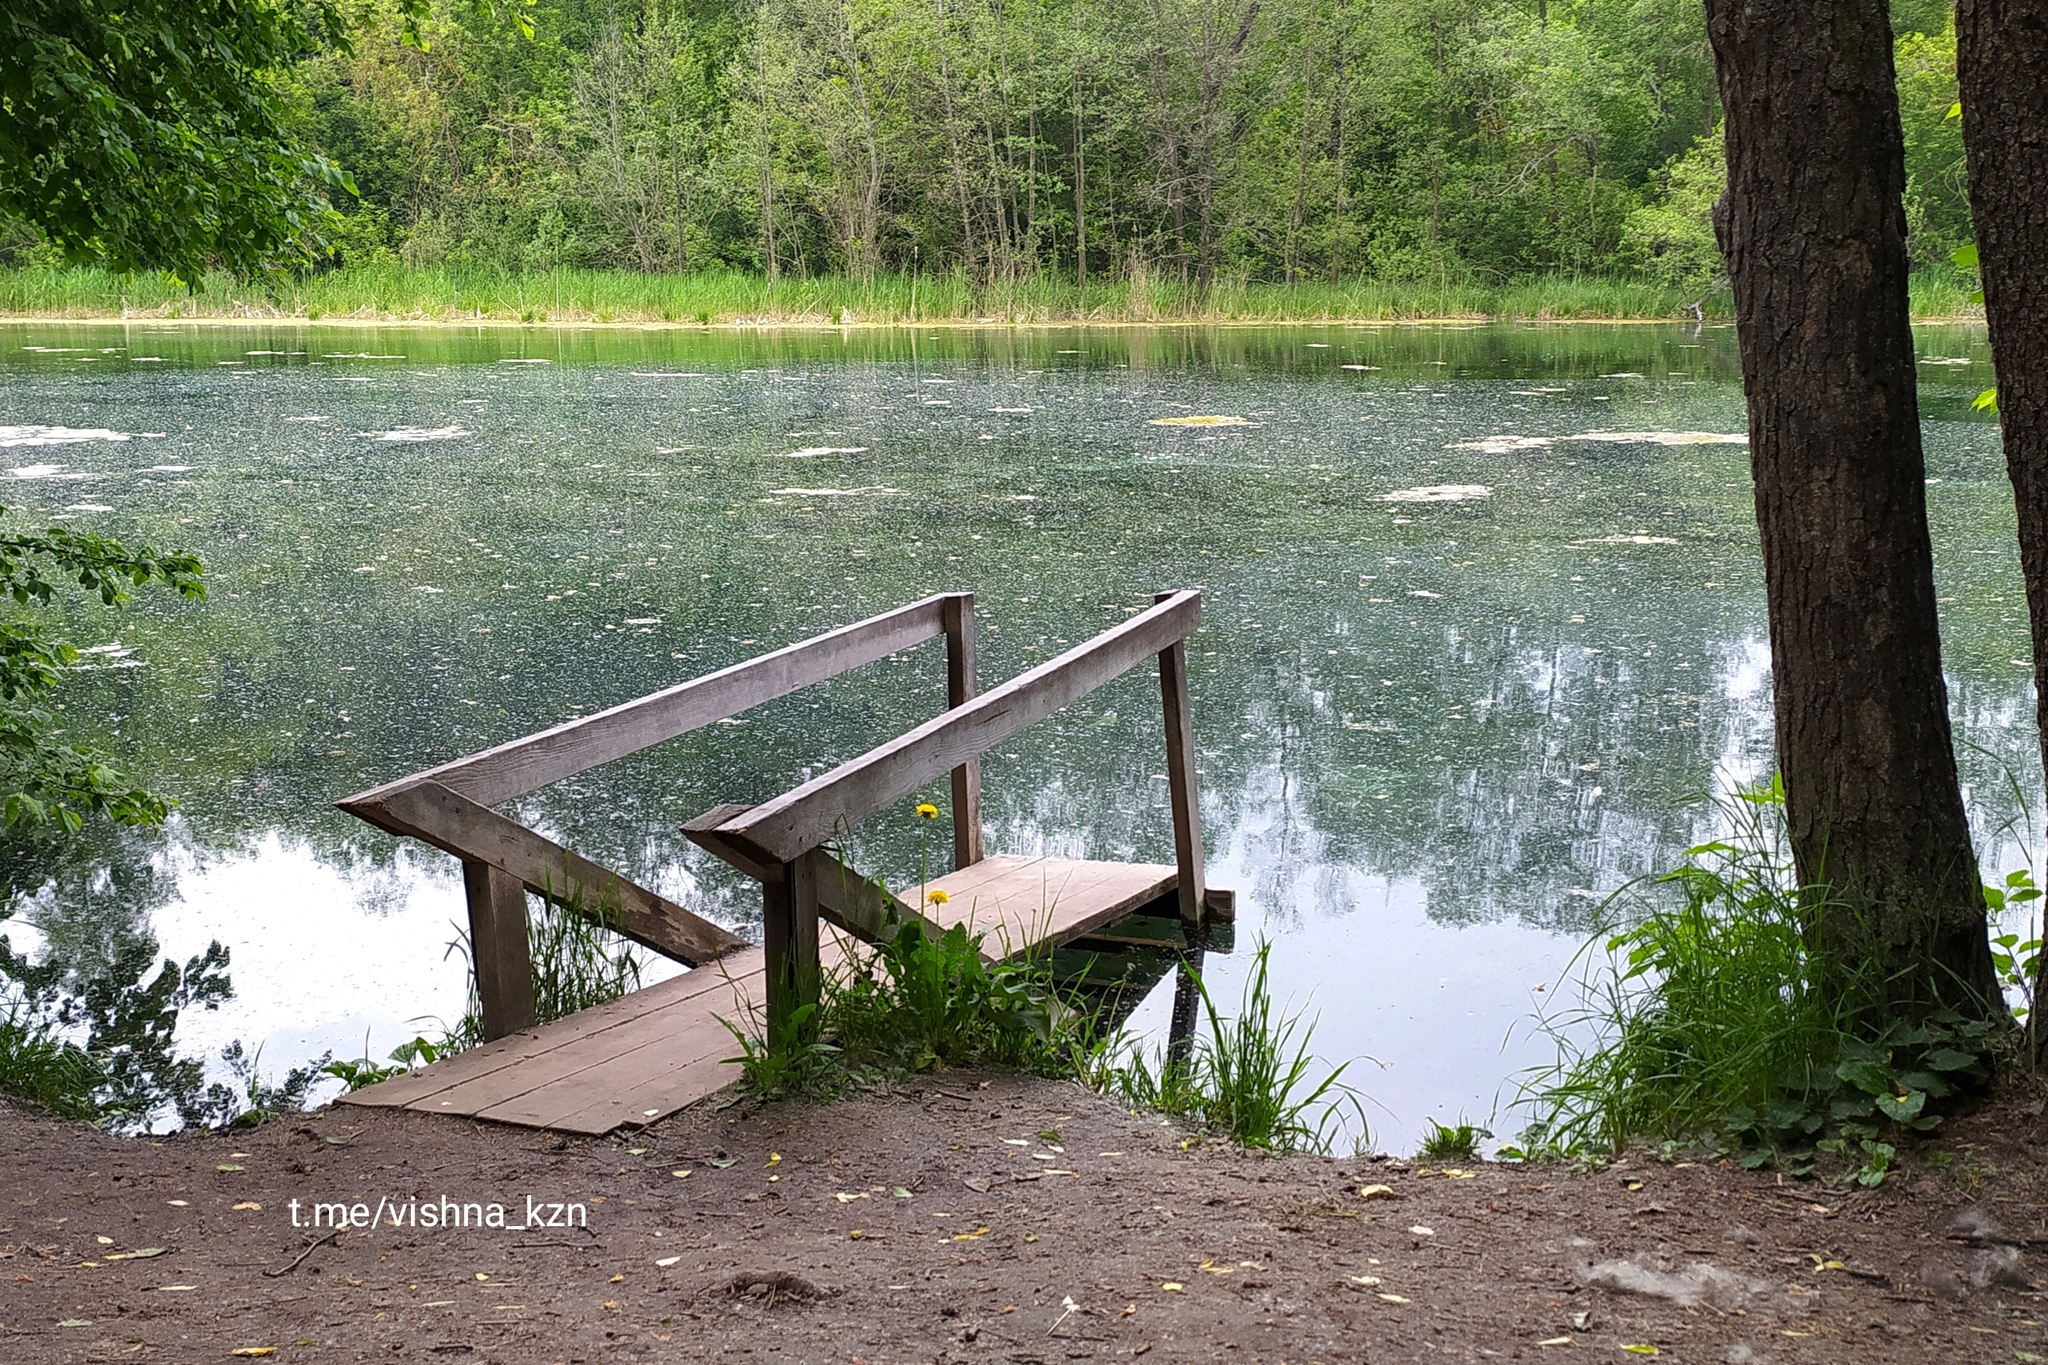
<box><xmin>1703</xmin><ymin>0</ymin><xmax>2000</xmax><ymax>1016</ymax></box>
<box><xmin>1955</xmin><ymin>0</ymin><xmax>2048</xmax><ymax>1048</ymax></box>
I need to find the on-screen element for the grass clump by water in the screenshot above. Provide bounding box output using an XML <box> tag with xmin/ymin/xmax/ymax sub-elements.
<box><xmin>1417</xmin><ymin>1119</ymin><xmax>1491</xmax><ymax>1162</ymax></box>
<box><xmin>721</xmin><ymin>917</ymin><xmax>1072</xmax><ymax>1099</ymax></box>
<box><xmin>443</xmin><ymin>880</ymin><xmax>645</xmax><ymax>1054</ymax></box>
<box><xmin>0</xmin><ymin>996</ymin><xmax>104</xmax><ymax>1119</ymax></box>
<box><xmin>1515</xmin><ymin>778</ymin><xmax>2002</xmax><ymax>1182</ymax></box>
<box><xmin>1080</xmin><ymin>943</ymin><xmax>1365</xmax><ymax>1154</ymax></box>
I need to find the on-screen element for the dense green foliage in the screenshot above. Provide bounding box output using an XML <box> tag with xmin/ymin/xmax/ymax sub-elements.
<box><xmin>0</xmin><ymin>1</ymin><xmax>358</xmax><ymax>277</ymax></box>
<box><xmin>1</xmin><ymin>0</ymin><xmax>1977</xmax><ymax>296</ymax></box>
<box><xmin>1517</xmin><ymin>780</ymin><xmax>2008</xmax><ymax>1181</ymax></box>
<box><xmin>0</xmin><ymin>520</ymin><xmax>203</xmax><ymax>833</ymax></box>
<box><xmin>293</xmin><ymin>0</ymin><xmax>1976</xmax><ymax>292</ymax></box>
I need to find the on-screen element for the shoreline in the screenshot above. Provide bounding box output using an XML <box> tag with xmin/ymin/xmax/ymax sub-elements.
<box><xmin>4</xmin><ymin>1071</ymin><xmax>2040</xmax><ymax>1362</ymax></box>
<box><xmin>0</xmin><ymin>310</ymin><xmax>1987</xmax><ymax>331</ymax></box>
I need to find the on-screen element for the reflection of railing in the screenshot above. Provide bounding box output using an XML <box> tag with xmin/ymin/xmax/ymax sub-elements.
<box><xmin>338</xmin><ymin>589</ymin><xmax>1218</xmax><ymax>1053</ymax></box>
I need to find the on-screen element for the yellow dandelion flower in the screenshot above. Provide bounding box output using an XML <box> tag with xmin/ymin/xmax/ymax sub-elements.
<box><xmin>915</xmin><ymin>802</ymin><xmax>940</xmax><ymax>819</ymax></box>
<box><xmin>927</xmin><ymin>889</ymin><xmax>951</xmax><ymax>905</ymax></box>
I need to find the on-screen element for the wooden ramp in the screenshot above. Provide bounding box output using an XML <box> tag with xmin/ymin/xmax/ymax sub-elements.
<box><xmin>338</xmin><ymin>861</ymin><xmax>1197</xmax><ymax>1134</ymax></box>
<box><xmin>335</xmin><ymin>590</ymin><xmax>1231</xmax><ymax>1135</ymax></box>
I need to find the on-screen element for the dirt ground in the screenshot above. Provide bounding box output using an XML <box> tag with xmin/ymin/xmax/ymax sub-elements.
<box><xmin>4</xmin><ymin>1073</ymin><xmax>2047</xmax><ymax>1365</ymax></box>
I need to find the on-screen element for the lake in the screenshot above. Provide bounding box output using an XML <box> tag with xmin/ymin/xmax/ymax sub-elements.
<box><xmin>0</xmin><ymin>318</ymin><xmax>2025</xmax><ymax>1150</ymax></box>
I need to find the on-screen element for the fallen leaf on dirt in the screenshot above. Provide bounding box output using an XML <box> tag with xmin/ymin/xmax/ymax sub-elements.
<box><xmin>1348</xmin><ymin>1275</ymin><xmax>1382</xmax><ymax>1286</ymax></box>
<box><xmin>765</xmin><ymin>1152</ymin><xmax>781</xmax><ymax>1168</ymax></box>
<box><xmin>233</xmin><ymin>1201</ymin><xmax>263</xmax><ymax>1211</ymax></box>
<box><xmin>56</xmin><ymin>1319</ymin><xmax>91</xmax><ymax>1328</ymax></box>
<box><xmin>1536</xmin><ymin>1337</ymin><xmax>1571</xmax><ymax>1347</ymax></box>
<box><xmin>156</xmin><ymin>1285</ymin><xmax>196</xmax><ymax>1292</ymax></box>
<box><xmin>1407</xmin><ymin>1226</ymin><xmax>1435</xmax><ymax>1236</ymax></box>
<box><xmin>609</xmin><ymin>1274</ymin><xmax>623</xmax><ymax>1284</ymax></box>
<box><xmin>655</xmin><ymin>1256</ymin><xmax>681</xmax><ymax>1268</ymax></box>
<box><xmin>849</xmin><ymin>1230</ymin><xmax>865</xmax><ymax>1240</ymax></box>
<box><xmin>166</xmin><ymin>1200</ymin><xmax>188</xmax><ymax>1206</ymax></box>
<box><xmin>892</xmin><ymin>1186</ymin><xmax>912</xmax><ymax>1199</ymax></box>
<box><xmin>1039</xmin><ymin>1129</ymin><xmax>1062</xmax><ymax>1141</ymax></box>
<box><xmin>229</xmin><ymin>1350</ymin><xmax>276</xmax><ymax>1358</ymax></box>
<box><xmin>1002</xmin><ymin>1138</ymin><xmax>1030</xmax><ymax>1146</ymax></box>
<box><xmin>217</xmin><ymin>1164</ymin><xmax>245</xmax><ymax>1172</ymax></box>
<box><xmin>601</xmin><ymin>1300</ymin><xmax>619</xmax><ymax>1310</ymax></box>
<box><xmin>951</xmin><ymin>1227</ymin><xmax>990</xmax><ymax>1241</ymax></box>
<box><xmin>1358</xmin><ymin>1184</ymin><xmax>1397</xmax><ymax>1200</ymax></box>
<box><xmin>627</xmin><ymin>1147</ymin><xmax>648</xmax><ymax>1155</ymax></box>
<box><xmin>96</xmin><ymin>1235</ymin><xmax>113</xmax><ymax>1244</ymax></box>
<box><xmin>1120</xmin><ymin>1304</ymin><xmax>1136</xmax><ymax>1317</ymax></box>
<box><xmin>708</xmin><ymin>1156</ymin><xmax>737</xmax><ymax>1169</ymax></box>
<box><xmin>1621</xmin><ymin>1347</ymin><xmax>1658</xmax><ymax>1356</ymax></box>
<box><xmin>475</xmin><ymin>1273</ymin><xmax>488</xmax><ymax>1281</ymax></box>
<box><xmin>104</xmin><ymin>1247</ymin><xmax>167</xmax><ymax>1260</ymax></box>
<box><xmin>1439</xmin><ymin>1169</ymin><xmax>1477</xmax><ymax>1180</ymax></box>
<box><xmin>1023</xmin><ymin>1233</ymin><xmax>1039</xmax><ymax>1243</ymax></box>
<box><xmin>835</xmin><ymin>1192</ymin><xmax>870</xmax><ymax>1203</ymax></box>
<box><xmin>962</xmin><ymin>1177</ymin><xmax>991</xmax><ymax>1192</ymax></box>
<box><xmin>1377</xmin><ymin>1293</ymin><xmax>1411</xmax><ymax>1304</ymax></box>
<box><xmin>1160</xmin><ymin>1282</ymin><xmax>1184</xmax><ymax>1292</ymax></box>
<box><xmin>1197</xmin><ymin>1260</ymin><xmax>1234</xmax><ymax>1274</ymax></box>
<box><xmin>672</xmin><ymin>1170</ymin><xmax>691</xmax><ymax>1180</ymax></box>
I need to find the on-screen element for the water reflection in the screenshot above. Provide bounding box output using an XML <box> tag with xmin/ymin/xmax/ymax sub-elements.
<box><xmin>0</xmin><ymin>319</ymin><xmax>2023</xmax><ymax>1147</ymax></box>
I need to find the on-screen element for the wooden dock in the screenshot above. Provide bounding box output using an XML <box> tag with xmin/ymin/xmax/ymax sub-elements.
<box><xmin>336</xmin><ymin>591</ymin><xmax>1229</xmax><ymax>1135</ymax></box>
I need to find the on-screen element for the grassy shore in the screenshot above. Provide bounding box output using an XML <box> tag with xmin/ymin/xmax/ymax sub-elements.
<box><xmin>0</xmin><ymin>263</ymin><xmax>1981</xmax><ymax>327</ymax></box>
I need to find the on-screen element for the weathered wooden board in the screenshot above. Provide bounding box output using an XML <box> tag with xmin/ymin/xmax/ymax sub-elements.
<box><xmin>339</xmin><ymin>594</ymin><xmax>957</xmax><ymax>810</ymax></box>
<box><xmin>712</xmin><ymin>591</ymin><xmax>1201</xmax><ymax>865</ymax></box>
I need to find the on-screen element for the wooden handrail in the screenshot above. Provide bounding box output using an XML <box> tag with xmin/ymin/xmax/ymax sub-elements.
<box><xmin>704</xmin><ymin>591</ymin><xmax>1202</xmax><ymax>867</ymax></box>
<box><xmin>340</xmin><ymin>593</ymin><xmax>959</xmax><ymax>810</ymax></box>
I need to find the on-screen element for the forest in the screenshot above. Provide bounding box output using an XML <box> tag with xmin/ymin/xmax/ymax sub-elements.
<box><xmin>2</xmin><ymin>0</ymin><xmax>1976</xmax><ymax>303</ymax></box>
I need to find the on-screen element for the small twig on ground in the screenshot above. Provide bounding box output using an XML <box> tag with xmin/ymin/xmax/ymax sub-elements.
<box><xmin>264</xmin><ymin>1230</ymin><xmax>339</xmax><ymax>1278</ymax></box>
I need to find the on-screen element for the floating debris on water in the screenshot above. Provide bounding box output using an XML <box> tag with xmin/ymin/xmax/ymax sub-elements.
<box><xmin>363</xmin><ymin>426</ymin><xmax>472</xmax><ymax>442</ymax></box>
<box><xmin>0</xmin><ymin>425</ymin><xmax>134</xmax><ymax>447</ymax></box>
<box><xmin>779</xmin><ymin>446</ymin><xmax>869</xmax><ymax>458</ymax></box>
<box><xmin>1148</xmin><ymin>415</ymin><xmax>1252</xmax><ymax>426</ymax></box>
<box><xmin>766</xmin><ymin>486</ymin><xmax>901</xmax><ymax>497</ymax></box>
<box><xmin>1446</xmin><ymin>435</ymin><xmax>1555</xmax><ymax>453</ymax></box>
<box><xmin>1380</xmin><ymin>485</ymin><xmax>1492</xmax><ymax>503</ymax></box>
<box><xmin>1569</xmin><ymin>430</ymin><xmax>1746</xmax><ymax>445</ymax></box>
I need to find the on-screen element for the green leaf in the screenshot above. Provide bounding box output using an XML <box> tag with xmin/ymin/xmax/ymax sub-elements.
<box><xmin>1921</xmin><ymin>1048</ymin><xmax>1979</xmax><ymax>1072</ymax></box>
<box><xmin>1946</xmin><ymin>100</ymin><xmax>1963</xmax><ymax>120</ymax></box>
<box><xmin>1874</xmin><ymin>1090</ymin><xmax>1926</xmax><ymax>1122</ymax></box>
<box><xmin>1974</xmin><ymin>388</ymin><xmax>2000</xmax><ymax>414</ymax></box>
<box><xmin>1952</xmin><ymin>243</ymin><xmax>1979</xmax><ymax>270</ymax></box>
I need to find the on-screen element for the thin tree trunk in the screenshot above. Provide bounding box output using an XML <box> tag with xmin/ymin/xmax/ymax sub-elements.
<box><xmin>1955</xmin><ymin>0</ymin><xmax>2048</xmax><ymax>1049</ymax></box>
<box><xmin>1704</xmin><ymin>0</ymin><xmax>1999</xmax><ymax>1016</ymax></box>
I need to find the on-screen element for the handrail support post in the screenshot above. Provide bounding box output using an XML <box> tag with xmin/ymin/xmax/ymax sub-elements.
<box><xmin>462</xmin><ymin>860</ymin><xmax>537</xmax><ymax>1040</ymax></box>
<box><xmin>1155</xmin><ymin>591</ymin><xmax>1208</xmax><ymax>927</ymax></box>
<box><xmin>941</xmin><ymin>592</ymin><xmax>985</xmax><ymax>869</ymax></box>
<box><xmin>762</xmin><ymin>854</ymin><xmax>822</xmax><ymax>1054</ymax></box>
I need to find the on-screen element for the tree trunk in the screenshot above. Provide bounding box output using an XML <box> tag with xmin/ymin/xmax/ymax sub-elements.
<box><xmin>1703</xmin><ymin>0</ymin><xmax>2000</xmax><ymax>1017</ymax></box>
<box><xmin>1955</xmin><ymin>0</ymin><xmax>2048</xmax><ymax>1047</ymax></box>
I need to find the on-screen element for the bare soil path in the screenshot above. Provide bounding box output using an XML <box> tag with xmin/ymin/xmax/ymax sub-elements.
<box><xmin>4</xmin><ymin>1074</ymin><xmax>2045</xmax><ymax>1363</ymax></box>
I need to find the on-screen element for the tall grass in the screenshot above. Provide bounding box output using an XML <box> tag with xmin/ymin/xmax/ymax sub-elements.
<box><xmin>446</xmin><ymin>882</ymin><xmax>645</xmax><ymax>1051</ymax></box>
<box><xmin>0</xmin><ymin>262</ymin><xmax>1748</xmax><ymax>325</ymax></box>
<box><xmin>1517</xmin><ymin>779</ymin><xmax>2000</xmax><ymax>1169</ymax></box>
<box><xmin>1080</xmin><ymin>943</ymin><xmax>1364</xmax><ymax>1153</ymax></box>
<box><xmin>722</xmin><ymin>917</ymin><xmax>1070</xmax><ymax>1098</ymax></box>
<box><xmin>0</xmin><ymin>998</ymin><xmax>104</xmax><ymax>1119</ymax></box>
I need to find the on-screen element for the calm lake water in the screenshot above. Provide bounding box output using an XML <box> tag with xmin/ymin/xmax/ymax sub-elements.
<box><xmin>0</xmin><ymin>318</ymin><xmax>2025</xmax><ymax>1149</ymax></box>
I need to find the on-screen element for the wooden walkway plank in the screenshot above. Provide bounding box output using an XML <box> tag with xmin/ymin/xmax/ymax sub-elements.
<box><xmin>341</xmin><ymin>858</ymin><xmax>1216</xmax><ymax>1135</ymax></box>
<box><xmin>337</xmin><ymin>950</ymin><xmax>765</xmax><ymax>1109</ymax></box>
